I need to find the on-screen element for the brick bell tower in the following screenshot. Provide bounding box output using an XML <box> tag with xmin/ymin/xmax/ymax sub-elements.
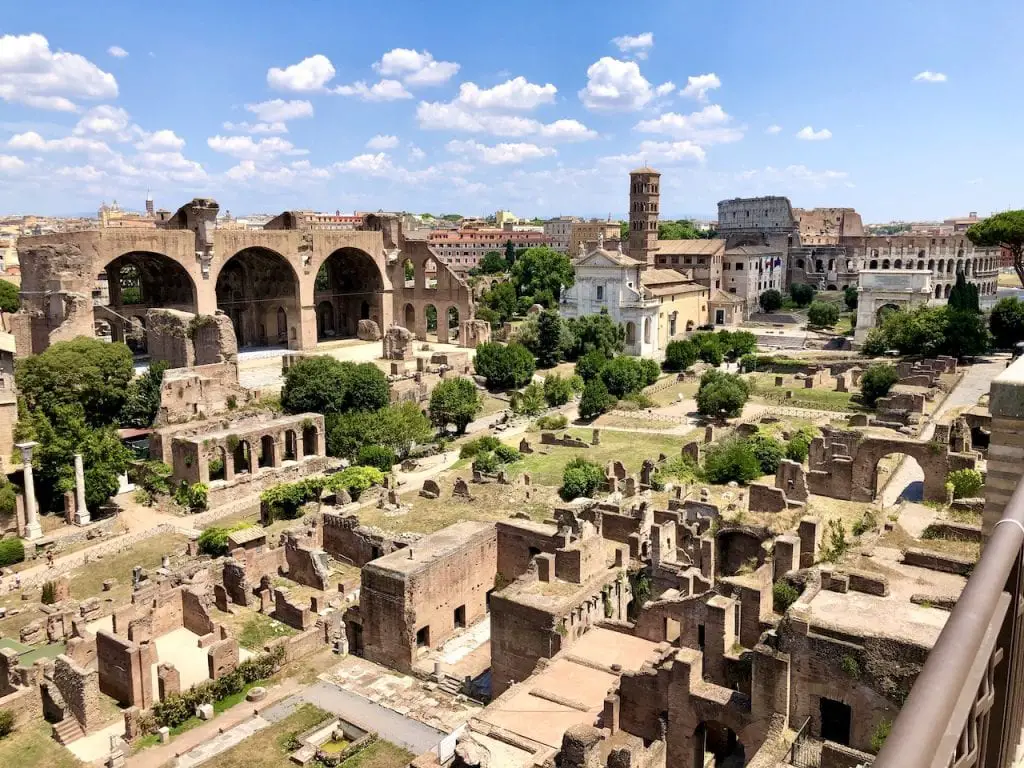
<box><xmin>628</xmin><ymin>166</ymin><xmax>661</xmax><ymax>268</ymax></box>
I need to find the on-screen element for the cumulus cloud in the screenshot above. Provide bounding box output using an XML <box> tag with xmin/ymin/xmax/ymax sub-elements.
<box><xmin>913</xmin><ymin>70</ymin><xmax>947</xmax><ymax>83</ymax></box>
<box><xmin>206</xmin><ymin>135</ymin><xmax>307</xmax><ymax>160</ymax></box>
<box><xmin>416</xmin><ymin>101</ymin><xmax>596</xmax><ymax>141</ymax></box>
<box><xmin>611</xmin><ymin>33</ymin><xmax>654</xmax><ymax>60</ymax></box>
<box><xmin>225</xmin><ymin>158</ymin><xmax>330</xmax><ymax>184</ymax></box>
<box><xmin>135</xmin><ymin>129</ymin><xmax>185</xmax><ymax>151</ymax></box>
<box><xmin>374</xmin><ymin>48</ymin><xmax>459</xmax><ymax>87</ymax></box>
<box><xmin>537</xmin><ymin>119</ymin><xmax>598</xmax><ymax>141</ymax></box>
<box><xmin>578</xmin><ymin>57</ymin><xmax>673</xmax><ymax>111</ymax></box>
<box><xmin>766</xmin><ymin>124</ymin><xmax>782</xmax><ymax>135</ymax></box>
<box><xmin>0</xmin><ymin>155</ymin><xmax>26</xmax><ymax>172</ymax></box>
<box><xmin>73</xmin><ymin>105</ymin><xmax>133</xmax><ymax>136</ymax></box>
<box><xmin>107</xmin><ymin>46</ymin><xmax>128</xmax><ymax>58</ymax></box>
<box><xmin>222</xmin><ymin>121</ymin><xmax>288</xmax><ymax>134</ymax></box>
<box><xmin>679</xmin><ymin>73</ymin><xmax>721</xmax><ymax>101</ymax></box>
<box><xmin>0</xmin><ymin>32</ymin><xmax>118</xmax><ymax>111</ymax></box>
<box><xmin>408</xmin><ymin>144</ymin><xmax>426</xmax><ymax>161</ymax></box>
<box><xmin>446</xmin><ymin>139</ymin><xmax>555</xmax><ymax>165</ymax></box>
<box><xmin>455</xmin><ymin>77</ymin><xmax>557</xmax><ymax>111</ymax></box>
<box><xmin>8</xmin><ymin>131</ymin><xmax>112</xmax><ymax>154</ymax></box>
<box><xmin>634</xmin><ymin>105</ymin><xmax>744</xmax><ymax>145</ymax></box>
<box><xmin>602</xmin><ymin>139</ymin><xmax>705</xmax><ymax>166</ymax></box>
<box><xmin>366</xmin><ymin>134</ymin><xmax>399</xmax><ymax>150</ymax></box>
<box><xmin>245</xmin><ymin>99</ymin><xmax>314</xmax><ymax>123</ymax></box>
<box><xmin>267</xmin><ymin>54</ymin><xmax>336</xmax><ymax>92</ymax></box>
<box><xmin>334</xmin><ymin>79</ymin><xmax>412</xmax><ymax>101</ymax></box>
<box><xmin>795</xmin><ymin>125</ymin><xmax>832</xmax><ymax>141</ymax></box>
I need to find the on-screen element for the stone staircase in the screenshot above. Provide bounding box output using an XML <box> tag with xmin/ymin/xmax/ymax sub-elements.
<box><xmin>437</xmin><ymin>674</ymin><xmax>462</xmax><ymax>697</ymax></box>
<box><xmin>53</xmin><ymin>717</ymin><xmax>85</xmax><ymax>745</ymax></box>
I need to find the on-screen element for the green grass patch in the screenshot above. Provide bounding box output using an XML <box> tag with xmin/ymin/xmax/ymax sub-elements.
<box><xmin>239</xmin><ymin>614</ymin><xmax>297</xmax><ymax>650</ymax></box>
<box><xmin>341</xmin><ymin>741</ymin><xmax>416</xmax><ymax>768</ymax></box>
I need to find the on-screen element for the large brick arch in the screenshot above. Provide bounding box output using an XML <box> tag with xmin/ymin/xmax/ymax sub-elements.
<box><xmin>849</xmin><ymin>436</ymin><xmax>975</xmax><ymax>502</ymax></box>
<box><xmin>715</xmin><ymin>525</ymin><xmax>770</xmax><ymax>578</ymax></box>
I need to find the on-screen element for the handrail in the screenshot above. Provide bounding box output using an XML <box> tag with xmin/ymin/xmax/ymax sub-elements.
<box><xmin>873</xmin><ymin>478</ymin><xmax>1024</xmax><ymax>767</ymax></box>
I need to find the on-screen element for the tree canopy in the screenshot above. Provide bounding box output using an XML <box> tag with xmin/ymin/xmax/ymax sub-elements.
<box><xmin>280</xmin><ymin>357</ymin><xmax>388</xmax><ymax>415</ymax></box>
<box><xmin>479</xmin><ymin>250</ymin><xmax>507</xmax><ymax>275</ymax></box>
<box><xmin>948</xmin><ymin>271</ymin><xmax>980</xmax><ymax>313</ymax></box>
<box><xmin>968</xmin><ymin>210</ymin><xmax>1024</xmax><ymax>285</ymax></box>
<box><xmin>473</xmin><ymin>342</ymin><xmax>536</xmax><ymax>389</ymax></box>
<box><xmin>0</xmin><ymin>280</ymin><xmax>20</xmax><ymax>314</ymax></box>
<box><xmin>511</xmin><ymin>247</ymin><xmax>574</xmax><ymax>308</ymax></box>
<box><xmin>658</xmin><ymin>220</ymin><xmax>703</xmax><ymax>240</ymax></box>
<box><xmin>563</xmin><ymin>312</ymin><xmax>625</xmax><ymax>360</ymax></box>
<box><xmin>990</xmin><ymin>297</ymin><xmax>1024</xmax><ymax>349</ymax></box>
<box><xmin>862</xmin><ymin>305</ymin><xmax>988</xmax><ymax>358</ymax></box>
<box><xmin>428</xmin><ymin>377</ymin><xmax>482</xmax><ymax>433</ymax></box>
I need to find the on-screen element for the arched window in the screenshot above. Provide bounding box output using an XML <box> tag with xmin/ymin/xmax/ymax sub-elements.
<box><xmin>882</xmin><ymin>259</ymin><xmax>890</xmax><ymax>269</ymax></box>
<box><xmin>869</xmin><ymin>260</ymin><xmax>878</xmax><ymax>269</ymax></box>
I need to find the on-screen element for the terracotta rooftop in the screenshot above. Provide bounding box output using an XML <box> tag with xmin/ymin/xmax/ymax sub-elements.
<box><xmin>654</xmin><ymin>239</ymin><xmax>724</xmax><ymax>256</ymax></box>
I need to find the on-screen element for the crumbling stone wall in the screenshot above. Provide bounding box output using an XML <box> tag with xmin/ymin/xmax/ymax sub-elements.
<box><xmin>52</xmin><ymin>655</ymin><xmax>101</xmax><ymax>733</ymax></box>
<box><xmin>96</xmin><ymin>631</ymin><xmax>155</xmax><ymax>709</ymax></box>
<box><xmin>322</xmin><ymin>510</ymin><xmax>416</xmax><ymax>566</ymax></box>
<box><xmin>495</xmin><ymin>520</ymin><xmax>558</xmax><ymax>582</ymax></box>
<box><xmin>282</xmin><ymin>531</ymin><xmax>330</xmax><ymax>590</ymax></box>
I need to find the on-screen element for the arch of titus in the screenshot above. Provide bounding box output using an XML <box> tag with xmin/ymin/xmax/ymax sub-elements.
<box><xmin>13</xmin><ymin>200</ymin><xmax>475</xmax><ymax>356</ymax></box>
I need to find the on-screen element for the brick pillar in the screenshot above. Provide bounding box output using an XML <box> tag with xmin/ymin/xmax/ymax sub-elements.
<box><xmin>985</xmin><ymin>357</ymin><xmax>1024</xmax><ymax>540</ymax></box>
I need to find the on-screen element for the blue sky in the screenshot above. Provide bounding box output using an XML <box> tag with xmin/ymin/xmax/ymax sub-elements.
<box><xmin>1</xmin><ymin>0</ymin><xmax>1022</xmax><ymax>221</ymax></box>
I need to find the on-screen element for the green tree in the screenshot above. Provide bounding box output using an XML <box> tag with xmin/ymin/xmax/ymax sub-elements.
<box><xmin>948</xmin><ymin>271</ymin><xmax>980</xmax><ymax>313</ymax></box>
<box><xmin>843</xmin><ymin>285</ymin><xmax>859</xmax><ymax>310</ymax></box>
<box><xmin>473</xmin><ymin>342</ymin><xmax>536</xmax><ymax>389</ymax></box>
<box><xmin>479</xmin><ymin>250</ymin><xmax>507</xmax><ymax>275</ymax></box>
<box><xmin>786</xmin><ymin>434</ymin><xmax>811</xmax><ymax>464</ymax></box>
<box><xmin>543</xmin><ymin>374</ymin><xmax>573</xmax><ymax>406</ymax></box>
<box><xmin>703</xmin><ymin>437</ymin><xmax>761</xmax><ymax>485</ymax></box>
<box><xmin>0</xmin><ymin>280</ymin><xmax>19</xmax><ymax>313</ymax></box>
<box><xmin>807</xmin><ymin>301</ymin><xmax>840</xmax><ymax>328</ymax></box>
<box><xmin>357</xmin><ymin>445</ymin><xmax>397</xmax><ymax>472</ymax></box>
<box><xmin>748</xmin><ymin>433</ymin><xmax>785</xmax><ymax>475</ymax></box>
<box><xmin>759</xmin><ymin>289</ymin><xmax>783</xmax><ymax>313</ymax></box>
<box><xmin>717</xmin><ymin>330</ymin><xmax>757</xmax><ymax>360</ymax></box>
<box><xmin>482</xmin><ymin>281</ymin><xmax>518</xmax><ymax>324</ymax></box>
<box><xmin>119</xmin><ymin>360</ymin><xmax>169</xmax><ymax>427</ymax></box>
<box><xmin>536</xmin><ymin>309</ymin><xmax>566</xmax><ymax>367</ymax></box>
<box><xmin>403</xmin><ymin>260</ymin><xmax>414</xmax><ymax>282</ymax></box>
<box><xmin>511</xmin><ymin>383</ymin><xmax>546</xmax><ymax>416</ymax></box>
<box><xmin>968</xmin><ymin>210</ymin><xmax>1024</xmax><ymax>287</ymax></box>
<box><xmin>663</xmin><ymin>339</ymin><xmax>697</xmax><ymax>372</ymax></box>
<box><xmin>579</xmin><ymin>377</ymin><xmax>616</xmax><ymax>419</ymax></box>
<box><xmin>695</xmin><ymin>369</ymin><xmax>749</xmax><ymax>417</ymax></box>
<box><xmin>640</xmin><ymin>357</ymin><xmax>660</xmax><ymax>386</ymax></box>
<box><xmin>601</xmin><ymin>356</ymin><xmax>644</xmax><ymax>398</ymax></box>
<box><xmin>325</xmin><ymin>402</ymin><xmax>434</xmax><ymax>459</ymax></box>
<box><xmin>658</xmin><ymin>219</ymin><xmax>702</xmax><ymax>240</ymax></box>
<box><xmin>280</xmin><ymin>357</ymin><xmax>388</xmax><ymax>415</ymax></box>
<box><xmin>428</xmin><ymin>377</ymin><xmax>482</xmax><ymax>433</ymax></box>
<box><xmin>344</xmin><ymin>362</ymin><xmax>391</xmax><ymax>412</ymax></box>
<box><xmin>989</xmin><ymin>297</ymin><xmax>1024</xmax><ymax>348</ymax></box>
<box><xmin>575</xmin><ymin>350</ymin><xmax>608</xmax><ymax>382</ymax></box>
<box><xmin>944</xmin><ymin>309</ymin><xmax>989</xmax><ymax>358</ymax></box>
<box><xmin>860</xmin><ymin>364</ymin><xmax>899</xmax><ymax>406</ymax></box>
<box><xmin>504</xmin><ymin>239</ymin><xmax>516</xmax><ymax>267</ymax></box>
<box><xmin>619</xmin><ymin>221</ymin><xmax>630</xmax><ymax>240</ymax></box>
<box><xmin>425</xmin><ymin>304</ymin><xmax>437</xmax><ymax>332</ymax></box>
<box><xmin>16</xmin><ymin>338</ymin><xmax>134</xmax><ymax>427</ymax></box>
<box><xmin>790</xmin><ymin>283</ymin><xmax>816</xmax><ymax>307</ymax></box>
<box><xmin>511</xmin><ymin>247</ymin><xmax>575</xmax><ymax>307</ymax></box>
<box><xmin>563</xmin><ymin>312</ymin><xmax>625</xmax><ymax>360</ymax></box>
<box><xmin>560</xmin><ymin>457</ymin><xmax>605</xmax><ymax>500</ymax></box>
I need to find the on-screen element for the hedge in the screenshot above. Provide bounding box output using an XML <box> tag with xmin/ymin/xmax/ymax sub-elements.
<box><xmin>0</xmin><ymin>538</ymin><xmax>25</xmax><ymax>567</ymax></box>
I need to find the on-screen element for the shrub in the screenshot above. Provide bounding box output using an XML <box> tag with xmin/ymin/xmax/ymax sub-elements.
<box><xmin>0</xmin><ymin>480</ymin><xmax>14</xmax><ymax>519</ymax></box>
<box><xmin>947</xmin><ymin>468</ymin><xmax>983</xmax><ymax>499</ymax></box>
<box><xmin>568</xmin><ymin>374</ymin><xmax>585</xmax><ymax>392</ymax></box>
<box><xmin>841</xmin><ymin>654</ymin><xmax>861</xmax><ymax>679</ymax></box>
<box><xmin>860</xmin><ymin>364</ymin><xmax>899</xmax><ymax>406</ymax></box>
<box><xmin>560</xmin><ymin>457</ymin><xmax>605</xmax><ymax>500</ymax></box>
<box><xmin>852</xmin><ymin>510</ymin><xmax>877</xmax><ymax>537</ymax></box>
<box><xmin>260</xmin><ymin>477</ymin><xmax>327</xmax><ymax>520</ymax></box>
<box><xmin>663</xmin><ymin>339</ymin><xmax>697</xmax><ymax>372</ymax></box>
<box><xmin>473</xmin><ymin>342</ymin><xmax>536</xmax><ymax>389</ymax></box>
<box><xmin>511</xmin><ymin>382</ymin><xmax>545</xmax><ymax>416</ymax></box>
<box><xmin>621</xmin><ymin>391</ymin><xmax>655</xmax><ymax>409</ymax></box>
<box><xmin>0</xmin><ymin>538</ymin><xmax>25</xmax><ymax>567</ymax></box>
<box><xmin>543</xmin><ymin>374</ymin><xmax>573</xmax><ymax>407</ymax></box>
<box><xmin>579</xmin><ymin>377</ymin><xmax>616</xmax><ymax>419</ymax></box>
<box><xmin>786</xmin><ymin>434</ymin><xmax>811</xmax><ymax>464</ymax></box>
<box><xmin>790</xmin><ymin>283</ymin><xmax>816</xmax><ymax>307</ymax></box>
<box><xmin>807</xmin><ymin>301</ymin><xmax>840</xmax><ymax>328</ymax></box>
<box><xmin>691</xmin><ymin>333</ymin><xmax>724</xmax><ymax>365</ymax></box>
<box><xmin>640</xmin><ymin>358</ymin><xmax>660</xmax><ymax>386</ymax></box>
<box><xmin>174</xmin><ymin>482</ymin><xmax>209</xmax><ymax>512</ymax></box>
<box><xmin>748</xmin><ymin>433</ymin><xmax>785</xmax><ymax>475</ymax></box>
<box><xmin>703</xmin><ymin>438</ymin><xmax>761</xmax><ymax>485</ymax></box>
<box><xmin>41</xmin><ymin>581</ymin><xmax>57</xmax><ymax>605</ymax></box>
<box><xmin>197</xmin><ymin>522</ymin><xmax>253</xmax><ymax>557</ymax></box>
<box><xmin>536</xmin><ymin>413</ymin><xmax>569</xmax><ymax>430</ymax></box>
<box><xmin>574</xmin><ymin>350</ymin><xmax>607</xmax><ymax>382</ymax></box>
<box><xmin>494</xmin><ymin>444</ymin><xmax>521</xmax><ymax>464</ymax></box>
<box><xmin>871</xmin><ymin>719</ymin><xmax>893</xmax><ymax>754</ymax></box>
<box><xmin>472</xmin><ymin>451</ymin><xmax>499</xmax><ymax>474</ymax></box>
<box><xmin>759</xmin><ymin>289</ymin><xmax>783</xmax><ymax>313</ymax></box>
<box><xmin>326</xmin><ymin>466</ymin><xmax>385</xmax><ymax>501</ymax></box>
<box><xmin>695</xmin><ymin>369</ymin><xmax>749</xmax><ymax>418</ymax></box>
<box><xmin>459</xmin><ymin>436</ymin><xmax>501</xmax><ymax>459</ymax></box>
<box><xmin>772</xmin><ymin>582</ymin><xmax>799</xmax><ymax>613</ymax></box>
<box><xmin>821</xmin><ymin>519</ymin><xmax>849</xmax><ymax>562</ymax></box>
<box><xmin>0</xmin><ymin>708</ymin><xmax>13</xmax><ymax>738</ymax></box>
<box><xmin>429</xmin><ymin>377</ymin><xmax>482</xmax><ymax>434</ymax></box>
<box><xmin>600</xmin><ymin>356</ymin><xmax>645</xmax><ymax>398</ymax></box>
<box><xmin>356</xmin><ymin>445</ymin><xmax>396</xmax><ymax>472</ymax></box>
<box><xmin>843</xmin><ymin>285</ymin><xmax>858</xmax><ymax>310</ymax></box>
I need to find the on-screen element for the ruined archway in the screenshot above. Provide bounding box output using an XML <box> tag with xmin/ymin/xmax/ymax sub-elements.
<box><xmin>693</xmin><ymin>721</ymin><xmax>745</xmax><ymax>768</ymax></box>
<box><xmin>404</xmin><ymin>303</ymin><xmax>416</xmax><ymax>330</ymax></box>
<box><xmin>448</xmin><ymin>306</ymin><xmax>460</xmax><ymax>335</ymax></box>
<box><xmin>873</xmin><ymin>452</ymin><xmax>924</xmax><ymax>504</ymax></box>
<box><xmin>314</xmin><ymin>247</ymin><xmax>385</xmax><ymax>340</ymax></box>
<box><xmin>425</xmin><ymin>304</ymin><xmax>438</xmax><ymax>340</ymax></box>
<box><xmin>876</xmin><ymin>303</ymin><xmax>900</xmax><ymax>324</ymax></box>
<box><xmin>216</xmin><ymin>247</ymin><xmax>299</xmax><ymax>349</ymax></box>
<box><xmin>715</xmin><ymin>528</ymin><xmax>767</xmax><ymax>578</ymax></box>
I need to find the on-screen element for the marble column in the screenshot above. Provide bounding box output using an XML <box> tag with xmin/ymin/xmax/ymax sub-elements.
<box><xmin>74</xmin><ymin>453</ymin><xmax>90</xmax><ymax>526</ymax></box>
<box><xmin>16</xmin><ymin>442</ymin><xmax>41</xmax><ymax>540</ymax></box>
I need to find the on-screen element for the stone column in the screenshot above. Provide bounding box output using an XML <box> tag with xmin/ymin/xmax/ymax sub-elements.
<box><xmin>73</xmin><ymin>453</ymin><xmax>90</xmax><ymax>526</ymax></box>
<box><xmin>17</xmin><ymin>442</ymin><xmax>41</xmax><ymax>540</ymax></box>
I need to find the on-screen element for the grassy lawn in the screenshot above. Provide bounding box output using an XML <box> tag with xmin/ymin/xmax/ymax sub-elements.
<box><xmin>645</xmin><ymin>378</ymin><xmax>700</xmax><ymax>407</ymax></box>
<box><xmin>747</xmin><ymin>372</ymin><xmax>864</xmax><ymax>413</ymax></box>
<box><xmin>479</xmin><ymin>393</ymin><xmax>511</xmax><ymax>417</ymax></box>
<box><xmin>340</xmin><ymin>741</ymin><xmax>415</xmax><ymax>768</ymax></box>
<box><xmin>238</xmin><ymin>613</ymin><xmax>298</xmax><ymax>650</ymax></box>
<box><xmin>832</xmin><ymin>313</ymin><xmax>855</xmax><ymax>336</ymax></box>
<box><xmin>203</xmin><ymin>703</ymin><xmax>331</xmax><ymax>768</ymax></box>
<box><xmin>0</xmin><ymin>719</ymin><xmax>84</xmax><ymax>768</ymax></box>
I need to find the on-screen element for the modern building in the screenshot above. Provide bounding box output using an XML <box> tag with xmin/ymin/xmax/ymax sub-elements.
<box><xmin>722</xmin><ymin>244</ymin><xmax>785</xmax><ymax>313</ymax></box>
<box><xmin>543</xmin><ymin>216</ymin><xmax>576</xmax><ymax>253</ymax></box>
<box><xmin>428</xmin><ymin>228</ymin><xmax>552</xmax><ymax>273</ymax></box>
<box><xmin>494</xmin><ymin>210</ymin><xmax>518</xmax><ymax>228</ymax></box>
<box><xmin>570</xmin><ymin>220</ymin><xmax>622</xmax><ymax>257</ymax></box>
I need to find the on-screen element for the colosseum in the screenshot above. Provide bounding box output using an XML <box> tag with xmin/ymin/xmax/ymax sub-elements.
<box><xmin>13</xmin><ymin>199</ymin><xmax>475</xmax><ymax>357</ymax></box>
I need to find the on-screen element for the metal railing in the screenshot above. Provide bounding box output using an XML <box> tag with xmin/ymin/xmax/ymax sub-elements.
<box><xmin>872</xmin><ymin>477</ymin><xmax>1024</xmax><ymax>768</ymax></box>
<box><xmin>783</xmin><ymin>719</ymin><xmax>821</xmax><ymax>768</ymax></box>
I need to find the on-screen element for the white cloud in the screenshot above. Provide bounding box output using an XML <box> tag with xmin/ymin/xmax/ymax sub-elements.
<box><xmin>795</xmin><ymin>125</ymin><xmax>832</xmax><ymax>141</ymax></box>
<box><xmin>537</xmin><ymin>119</ymin><xmax>598</xmax><ymax>141</ymax></box>
<box><xmin>913</xmin><ymin>71</ymin><xmax>947</xmax><ymax>83</ymax></box>
<box><xmin>225</xmin><ymin>159</ymin><xmax>328</xmax><ymax>184</ymax></box>
<box><xmin>766</xmin><ymin>124</ymin><xmax>782</xmax><ymax>135</ymax></box>
<box><xmin>603</xmin><ymin>139</ymin><xmax>706</xmax><ymax>166</ymax></box>
<box><xmin>680</xmin><ymin>73</ymin><xmax>721</xmax><ymax>101</ymax></box>
<box><xmin>73</xmin><ymin>105</ymin><xmax>133</xmax><ymax>136</ymax></box>
<box><xmin>222</xmin><ymin>121</ymin><xmax>288</xmax><ymax>134</ymax></box>
<box><xmin>334</xmin><ymin>79</ymin><xmax>412</xmax><ymax>101</ymax></box>
<box><xmin>8</xmin><ymin>131</ymin><xmax>112</xmax><ymax>154</ymax></box>
<box><xmin>206</xmin><ymin>135</ymin><xmax>306</xmax><ymax>160</ymax></box>
<box><xmin>416</xmin><ymin>101</ymin><xmax>596</xmax><ymax>141</ymax></box>
<box><xmin>409</xmin><ymin>145</ymin><xmax>426</xmax><ymax>161</ymax></box>
<box><xmin>454</xmin><ymin>77</ymin><xmax>556</xmax><ymax>111</ymax></box>
<box><xmin>374</xmin><ymin>48</ymin><xmax>459</xmax><ymax>87</ymax></box>
<box><xmin>267</xmin><ymin>54</ymin><xmax>336</xmax><ymax>92</ymax></box>
<box><xmin>0</xmin><ymin>155</ymin><xmax>26</xmax><ymax>172</ymax></box>
<box><xmin>634</xmin><ymin>105</ymin><xmax>744</xmax><ymax>145</ymax></box>
<box><xmin>578</xmin><ymin>57</ymin><xmax>673</xmax><ymax>111</ymax></box>
<box><xmin>134</xmin><ymin>150</ymin><xmax>206</xmax><ymax>181</ymax></box>
<box><xmin>336</xmin><ymin>152</ymin><xmax>394</xmax><ymax>174</ymax></box>
<box><xmin>446</xmin><ymin>139</ymin><xmax>555</xmax><ymax>165</ymax></box>
<box><xmin>135</xmin><ymin>129</ymin><xmax>185</xmax><ymax>151</ymax></box>
<box><xmin>55</xmin><ymin>164</ymin><xmax>106</xmax><ymax>182</ymax></box>
<box><xmin>0</xmin><ymin>33</ymin><xmax>118</xmax><ymax>111</ymax></box>
<box><xmin>107</xmin><ymin>46</ymin><xmax>128</xmax><ymax>59</ymax></box>
<box><xmin>366</xmin><ymin>134</ymin><xmax>399</xmax><ymax>150</ymax></box>
<box><xmin>611</xmin><ymin>33</ymin><xmax>653</xmax><ymax>60</ymax></box>
<box><xmin>738</xmin><ymin>164</ymin><xmax>848</xmax><ymax>187</ymax></box>
<box><xmin>245</xmin><ymin>99</ymin><xmax>314</xmax><ymax>123</ymax></box>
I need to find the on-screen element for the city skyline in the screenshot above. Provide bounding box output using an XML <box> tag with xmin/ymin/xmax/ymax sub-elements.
<box><xmin>1</xmin><ymin>0</ymin><xmax>1021</xmax><ymax>220</ymax></box>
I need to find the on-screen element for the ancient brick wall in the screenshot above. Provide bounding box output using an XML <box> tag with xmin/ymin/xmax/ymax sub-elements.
<box><xmin>207</xmin><ymin>638</ymin><xmax>239</xmax><ymax>680</ymax></box>
<box><xmin>489</xmin><ymin>593</ymin><xmax>561</xmax><ymax>698</ymax></box>
<box><xmin>181</xmin><ymin>588</ymin><xmax>215</xmax><ymax>636</ymax></box>
<box><xmin>96</xmin><ymin>631</ymin><xmax>153</xmax><ymax>708</ymax></box>
<box><xmin>283</xmin><ymin>532</ymin><xmax>329</xmax><ymax>590</ymax></box>
<box><xmin>149</xmin><ymin>588</ymin><xmax>185</xmax><ymax>637</ymax></box>
<box><xmin>495</xmin><ymin>520</ymin><xmax>557</xmax><ymax>582</ymax></box>
<box><xmin>322</xmin><ymin>511</ymin><xmax>412</xmax><ymax>566</ymax></box>
<box><xmin>53</xmin><ymin>655</ymin><xmax>101</xmax><ymax>732</ymax></box>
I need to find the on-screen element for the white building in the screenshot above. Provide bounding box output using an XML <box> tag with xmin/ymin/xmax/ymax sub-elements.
<box><xmin>854</xmin><ymin>270</ymin><xmax>933</xmax><ymax>345</ymax></box>
<box><xmin>544</xmin><ymin>217</ymin><xmax>576</xmax><ymax>253</ymax></box>
<box><xmin>722</xmin><ymin>244</ymin><xmax>785</xmax><ymax>316</ymax></box>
